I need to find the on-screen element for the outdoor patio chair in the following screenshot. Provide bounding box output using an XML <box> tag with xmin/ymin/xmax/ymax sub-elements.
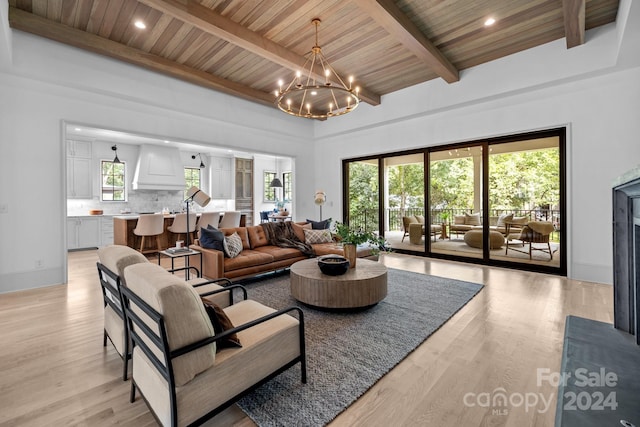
<box><xmin>505</xmin><ymin>221</ymin><xmax>554</xmax><ymax>260</ymax></box>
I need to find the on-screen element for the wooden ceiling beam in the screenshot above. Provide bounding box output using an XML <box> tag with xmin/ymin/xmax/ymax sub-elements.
<box><xmin>8</xmin><ymin>7</ymin><xmax>275</xmax><ymax>106</ymax></box>
<box><xmin>352</xmin><ymin>0</ymin><xmax>459</xmax><ymax>83</ymax></box>
<box><xmin>137</xmin><ymin>0</ymin><xmax>381</xmax><ymax>106</ymax></box>
<box><xmin>562</xmin><ymin>0</ymin><xmax>586</xmax><ymax>48</ymax></box>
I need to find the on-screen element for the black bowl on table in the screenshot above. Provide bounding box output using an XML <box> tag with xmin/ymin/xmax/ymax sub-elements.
<box><xmin>317</xmin><ymin>255</ymin><xmax>350</xmax><ymax>276</ymax></box>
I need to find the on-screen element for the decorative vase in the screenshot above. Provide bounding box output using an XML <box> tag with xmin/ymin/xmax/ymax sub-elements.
<box><xmin>343</xmin><ymin>243</ymin><xmax>357</xmax><ymax>269</ymax></box>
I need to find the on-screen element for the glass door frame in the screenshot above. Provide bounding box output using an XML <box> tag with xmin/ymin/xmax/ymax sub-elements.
<box><xmin>342</xmin><ymin>127</ymin><xmax>566</xmax><ymax>276</ymax></box>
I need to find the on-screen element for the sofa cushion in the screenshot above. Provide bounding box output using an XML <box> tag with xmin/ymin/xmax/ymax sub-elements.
<box><xmin>304</xmin><ymin>229</ymin><xmax>333</xmax><ymax>244</ymax></box>
<box><xmin>465</xmin><ymin>212</ymin><xmax>481</xmax><ymax>226</ymax></box>
<box><xmin>124</xmin><ymin>263</ymin><xmax>215</xmax><ymax>387</ymax></box>
<box><xmin>223</xmin><ymin>249</ymin><xmax>274</xmax><ymax>272</ymax></box>
<box><xmin>254</xmin><ymin>246</ymin><xmax>305</xmax><ymax>261</ymax></box>
<box><xmin>201</xmin><ymin>298</ymin><xmax>241</xmax><ymax>350</ymax></box>
<box><xmin>246</xmin><ymin>225</ymin><xmax>269</xmax><ymax>248</ymax></box>
<box><xmin>453</xmin><ymin>215</ymin><xmax>466</xmax><ymax>225</ymax></box>
<box><xmin>199</xmin><ymin>226</ymin><xmax>225</xmax><ymax>251</ymax></box>
<box><xmin>306</xmin><ymin>218</ymin><xmax>331</xmax><ymax>230</ymax></box>
<box><xmin>219</xmin><ymin>227</ymin><xmax>250</xmax><ymax>249</ymax></box>
<box><xmin>292</xmin><ymin>222</ymin><xmax>312</xmax><ymax>242</ymax></box>
<box><xmin>223</xmin><ymin>232</ymin><xmax>243</xmax><ymax>258</ymax></box>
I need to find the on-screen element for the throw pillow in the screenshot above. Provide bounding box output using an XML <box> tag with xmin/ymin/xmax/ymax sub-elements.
<box><xmin>223</xmin><ymin>232</ymin><xmax>243</xmax><ymax>258</ymax></box>
<box><xmin>292</xmin><ymin>222</ymin><xmax>312</xmax><ymax>242</ymax></box>
<box><xmin>454</xmin><ymin>215</ymin><xmax>466</xmax><ymax>225</ymax></box>
<box><xmin>304</xmin><ymin>229</ymin><xmax>333</xmax><ymax>244</ymax></box>
<box><xmin>496</xmin><ymin>213</ymin><xmax>514</xmax><ymax>227</ymax></box>
<box><xmin>306</xmin><ymin>218</ymin><xmax>332</xmax><ymax>230</ymax></box>
<box><xmin>199</xmin><ymin>225</ymin><xmax>225</xmax><ymax>251</ymax></box>
<box><xmin>415</xmin><ymin>215</ymin><xmax>425</xmax><ymax>224</ymax></box>
<box><xmin>465</xmin><ymin>212</ymin><xmax>481</xmax><ymax>226</ymax></box>
<box><xmin>201</xmin><ymin>298</ymin><xmax>242</xmax><ymax>351</ymax></box>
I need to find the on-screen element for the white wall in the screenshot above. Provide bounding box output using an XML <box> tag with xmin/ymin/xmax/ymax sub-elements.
<box><xmin>0</xmin><ymin>30</ymin><xmax>315</xmax><ymax>293</ymax></box>
<box><xmin>1</xmin><ymin>1</ymin><xmax>639</xmax><ymax>291</ymax></box>
<box><xmin>311</xmin><ymin>1</ymin><xmax>640</xmax><ymax>284</ymax></box>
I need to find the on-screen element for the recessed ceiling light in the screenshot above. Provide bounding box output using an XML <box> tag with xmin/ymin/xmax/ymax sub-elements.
<box><xmin>74</xmin><ymin>127</ymin><xmax>81</xmax><ymax>131</ymax></box>
<box><xmin>134</xmin><ymin>20</ymin><xmax>146</xmax><ymax>29</ymax></box>
<box><xmin>164</xmin><ymin>140</ymin><xmax>170</xmax><ymax>143</ymax></box>
<box><xmin>484</xmin><ymin>17</ymin><xmax>496</xmax><ymax>27</ymax></box>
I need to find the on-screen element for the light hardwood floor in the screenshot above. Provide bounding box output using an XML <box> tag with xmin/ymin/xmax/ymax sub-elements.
<box><xmin>0</xmin><ymin>251</ymin><xmax>612</xmax><ymax>426</ymax></box>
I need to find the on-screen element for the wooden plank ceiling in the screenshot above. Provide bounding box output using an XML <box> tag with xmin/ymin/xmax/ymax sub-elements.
<box><xmin>8</xmin><ymin>0</ymin><xmax>619</xmax><ymax>114</ymax></box>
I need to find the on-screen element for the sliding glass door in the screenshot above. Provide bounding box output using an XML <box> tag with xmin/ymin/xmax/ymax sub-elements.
<box><xmin>342</xmin><ymin>128</ymin><xmax>565</xmax><ymax>275</ymax></box>
<box><xmin>429</xmin><ymin>145</ymin><xmax>483</xmax><ymax>259</ymax></box>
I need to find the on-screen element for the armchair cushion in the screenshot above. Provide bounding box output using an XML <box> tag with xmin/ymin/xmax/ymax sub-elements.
<box><xmin>496</xmin><ymin>213</ymin><xmax>514</xmax><ymax>227</ymax></box>
<box><xmin>201</xmin><ymin>299</ymin><xmax>242</xmax><ymax>350</ymax></box>
<box><xmin>97</xmin><ymin>245</ymin><xmax>148</xmax><ymax>284</ymax></box>
<box><xmin>124</xmin><ymin>263</ymin><xmax>216</xmax><ymax>387</ymax></box>
<box><xmin>454</xmin><ymin>215</ymin><xmax>466</xmax><ymax>225</ymax></box>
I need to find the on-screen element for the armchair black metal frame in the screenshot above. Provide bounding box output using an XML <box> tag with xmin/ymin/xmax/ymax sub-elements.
<box><xmin>121</xmin><ymin>284</ymin><xmax>306</xmax><ymax>427</ymax></box>
<box><xmin>96</xmin><ymin>261</ymin><xmax>233</xmax><ymax>381</ymax></box>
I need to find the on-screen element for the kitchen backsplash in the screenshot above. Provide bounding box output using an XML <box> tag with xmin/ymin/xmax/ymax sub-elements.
<box><xmin>67</xmin><ymin>190</ymin><xmax>235</xmax><ymax>216</ymax></box>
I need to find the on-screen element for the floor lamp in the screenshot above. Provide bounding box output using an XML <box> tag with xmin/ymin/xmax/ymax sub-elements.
<box><xmin>185</xmin><ymin>186</ymin><xmax>211</xmax><ymax>249</ymax></box>
<box><xmin>314</xmin><ymin>190</ymin><xmax>326</xmax><ymax>220</ymax></box>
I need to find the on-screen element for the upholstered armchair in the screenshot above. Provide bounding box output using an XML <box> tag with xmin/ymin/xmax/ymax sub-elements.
<box><xmin>96</xmin><ymin>245</ymin><xmax>232</xmax><ymax>380</ymax></box>
<box><xmin>121</xmin><ymin>263</ymin><xmax>306</xmax><ymax>427</ymax></box>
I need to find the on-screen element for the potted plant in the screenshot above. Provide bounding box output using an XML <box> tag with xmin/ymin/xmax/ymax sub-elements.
<box><xmin>333</xmin><ymin>222</ymin><xmax>388</xmax><ymax>268</ymax></box>
<box><xmin>274</xmin><ymin>199</ymin><xmax>288</xmax><ymax>216</ymax></box>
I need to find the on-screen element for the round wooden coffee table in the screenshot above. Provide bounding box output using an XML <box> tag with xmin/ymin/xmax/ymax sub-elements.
<box><xmin>290</xmin><ymin>258</ymin><xmax>388</xmax><ymax>310</ymax></box>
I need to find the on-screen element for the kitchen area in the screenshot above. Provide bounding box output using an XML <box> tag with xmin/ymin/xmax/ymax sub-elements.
<box><xmin>66</xmin><ymin>125</ymin><xmax>293</xmax><ymax>251</ymax></box>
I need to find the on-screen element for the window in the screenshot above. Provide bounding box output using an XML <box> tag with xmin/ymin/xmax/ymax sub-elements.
<box><xmin>283</xmin><ymin>172</ymin><xmax>292</xmax><ymax>202</ymax></box>
<box><xmin>184</xmin><ymin>167</ymin><xmax>201</xmax><ymax>199</ymax></box>
<box><xmin>101</xmin><ymin>160</ymin><xmax>126</xmax><ymax>201</ymax></box>
<box><xmin>264</xmin><ymin>171</ymin><xmax>277</xmax><ymax>202</ymax></box>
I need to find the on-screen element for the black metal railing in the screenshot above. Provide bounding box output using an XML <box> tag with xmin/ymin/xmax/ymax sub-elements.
<box><xmin>350</xmin><ymin>208</ymin><xmax>561</xmax><ymax>234</ymax></box>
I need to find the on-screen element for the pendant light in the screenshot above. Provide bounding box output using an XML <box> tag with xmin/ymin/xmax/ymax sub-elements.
<box><xmin>111</xmin><ymin>145</ymin><xmax>121</xmax><ymax>163</ymax></box>
<box><xmin>270</xmin><ymin>156</ymin><xmax>283</xmax><ymax>187</ymax></box>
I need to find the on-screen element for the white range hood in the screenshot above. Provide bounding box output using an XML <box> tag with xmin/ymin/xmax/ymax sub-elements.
<box><xmin>132</xmin><ymin>144</ymin><xmax>186</xmax><ymax>191</ymax></box>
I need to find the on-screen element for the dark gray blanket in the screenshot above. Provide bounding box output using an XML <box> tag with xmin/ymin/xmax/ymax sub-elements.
<box><xmin>260</xmin><ymin>221</ymin><xmax>315</xmax><ymax>257</ymax></box>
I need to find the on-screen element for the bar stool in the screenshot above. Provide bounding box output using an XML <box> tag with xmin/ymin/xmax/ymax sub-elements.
<box><xmin>219</xmin><ymin>211</ymin><xmax>241</xmax><ymax>228</ymax></box>
<box><xmin>196</xmin><ymin>212</ymin><xmax>221</xmax><ymax>238</ymax></box>
<box><xmin>133</xmin><ymin>213</ymin><xmax>164</xmax><ymax>254</ymax></box>
<box><xmin>167</xmin><ymin>213</ymin><xmax>197</xmax><ymax>245</ymax></box>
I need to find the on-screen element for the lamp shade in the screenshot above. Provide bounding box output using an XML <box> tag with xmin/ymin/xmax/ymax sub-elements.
<box><xmin>186</xmin><ymin>186</ymin><xmax>211</xmax><ymax>207</ymax></box>
<box><xmin>270</xmin><ymin>177</ymin><xmax>283</xmax><ymax>188</ymax></box>
<box><xmin>314</xmin><ymin>191</ymin><xmax>326</xmax><ymax>205</ymax></box>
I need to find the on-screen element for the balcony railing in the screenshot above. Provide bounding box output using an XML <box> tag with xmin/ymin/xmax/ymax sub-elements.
<box><xmin>349</xmin><ymin>208</ymin><xmax>561</xmax><ymax>233</ymax></box>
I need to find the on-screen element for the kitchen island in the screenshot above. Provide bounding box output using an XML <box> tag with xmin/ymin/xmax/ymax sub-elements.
<box><xmin>113</xmin><ymin>213</ymin><xmax>246</xmax><ymax>251</ymax></box>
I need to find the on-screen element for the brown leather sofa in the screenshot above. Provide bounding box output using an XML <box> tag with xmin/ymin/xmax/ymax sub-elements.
<box><xmin>190</xmin><ymin>224</ymin><xmax>374</xmax><ymax>280</ymax></box>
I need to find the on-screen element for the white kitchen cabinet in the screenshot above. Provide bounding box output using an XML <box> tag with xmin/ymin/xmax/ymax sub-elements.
<box><xmin>67</xmin><ymin>157</ymin><xmax>93</xmax><ymax>198</ymax></box>
<box><xmin>67</xmin><ymin>217</ymin><xmax>100</xmax><ymax>250</ymax></box>
<box><xmin>100</xmin><ymin>216</ymin><xmax>114</xmax><ymax>247</ymax></box>
<box><xmin>67</xmin><ymin>140</ymin><xmax>92</xmax><ymax>158</ymax></box>
<box><xmin>209</xmin><ymin>155</ymin><xmax>233</xmax><ymax>199</ymax></box>
<box><xmin>66</xmin><ymin>140</ymin><xmax>93</xmax><ymax>199</ymax></box>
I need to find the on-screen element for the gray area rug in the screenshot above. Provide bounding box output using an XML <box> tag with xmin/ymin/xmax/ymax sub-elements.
<box><xmin>236</xmin><ymin>268</ymin><xmax>483</xmax><ymax>426</ymax></box>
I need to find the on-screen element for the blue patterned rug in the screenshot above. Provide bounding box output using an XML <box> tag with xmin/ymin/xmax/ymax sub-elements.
<box><xmin>236</xmin><ymin>268</ymin><xmax>483</xmax><ymax>426</ymax></box>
